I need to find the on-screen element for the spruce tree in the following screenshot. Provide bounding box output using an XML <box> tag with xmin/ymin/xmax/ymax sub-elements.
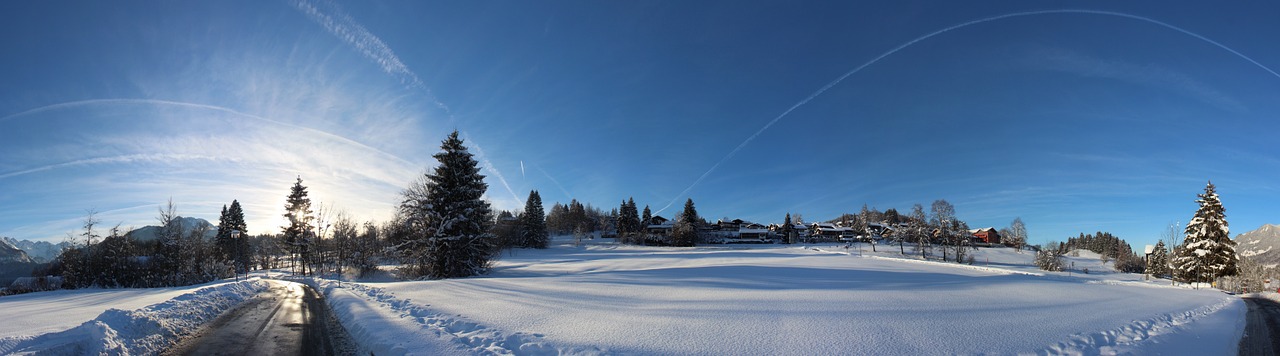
<box><xmin>1172</xmin><ymin>181</ymin><xmax>1238</xmax><ymax>285</ymax></box>
<box><xmin>227</xmin><ymin>200</ymin><xmax>249</xmax><ymax>272</ymax></box>
<box><xmin>617</xmin><ymin>198</ymin><xmax>640</xmax><ymax>244</ymax></box>
<box><xmin>672</xmin><ymin>198</ymin><xmax>699</xmax><ymax>247</ymax></box>
<box><xmin>282</xmin><ymin>177</ymin><xmax>314</xmax><ymax>275</ymax></box>
<box><xmin>783</xmin><ymin>213</ymin><xmax>794</xmax><ymax>244</ymax></box>
<box><xmin>521</xmin><ymin>190</ymin><xmax>549</xmax><ymax>248</ymax></box>
<box><xmin>400</xmin><ymin>131</ymin><xmax>495</xmax><ymax>279</ymax></box>
<box><xmin>215</xmin><ymin>205</ymin><xmax>233</xmax><ymax>262</ymax></box>
<box><xmin>1147</xmin><ymin>240</ymin><xmax>1170</xmax><ymax>278</ymax></box>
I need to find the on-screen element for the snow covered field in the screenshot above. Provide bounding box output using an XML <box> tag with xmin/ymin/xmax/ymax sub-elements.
<box><xmin>311</xmin><ymin>239</ymin><xmax>1245</xmax><ymax>355</ymax></box>
<box><xmin>0</xmin><ymin>239</ymin><xmax>1244</xmax><ymax>355</ymax></box>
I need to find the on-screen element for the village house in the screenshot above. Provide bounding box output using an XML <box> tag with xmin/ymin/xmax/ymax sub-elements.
<box><xmin>970</xmin><ymin>227</ymin><xmax>1000</xmax><ymax>244</ymax></box>
<box><xmin>810</xmin><ymin>223</ymin><xmax>855</xmax><ymax>242</ymax></box>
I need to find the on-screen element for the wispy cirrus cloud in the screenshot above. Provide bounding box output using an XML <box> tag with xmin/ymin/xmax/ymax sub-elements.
<box><xmin>0</xmin><ymin>96</ymin><xmax>423</xmax><ymax>240</ymax></box>
<box><xmin>1025</xmin><ymin>47</ymin><xmax>1247</xmax><ymax>113</ymax></box>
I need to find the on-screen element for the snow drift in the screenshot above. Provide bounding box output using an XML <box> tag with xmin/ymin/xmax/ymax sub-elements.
<box><xmin>0</xmin><ymin>279</ymin><xmax>269</xmax><ymax>355</ymax></box>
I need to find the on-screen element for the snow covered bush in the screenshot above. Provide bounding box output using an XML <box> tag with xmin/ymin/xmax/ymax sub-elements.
<box><xmin>1035</xmin><ymin>242</ymin><xmax>1064</xmax><ymax>272</ymax></box>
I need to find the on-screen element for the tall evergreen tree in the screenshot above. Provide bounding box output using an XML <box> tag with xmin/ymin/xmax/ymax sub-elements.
<box><xmin>215</xmin><ymin>205</ymin><xmax>234</xmax><ymax>262</ymax></box>
<box><xmin>400</xmin><ymin>131</ymin><xmax>495</xmax><ymax>279</ymax></box>
<box><xmin>282</xmin><ymin>177</ymin><xmax>314</xmax><ymax>275</ymax></box>
<box><xmin>672</xmin><ymin>198</ymin><xmax>700</xmax><ymax>247</ymax></box>
<box><xmin>521</xmin><ymin>190</ymin><xmax>549</xmax><ymax>248</ymax></box>
<box><xmin>1172</xmin><ymin>181</ymin><xmax>1238</xmax><ymax>285</ymax></box>
<box><xmin>568</xmin><ymin>199</ymin><xmax>586</xmax><ymax>233</ymax></box>
<box><xmin>641</xmin><ymin>205</ymin><xmax>652</xmax><ymax>226</ymax></box>
<box><xmin>226</xmin><ymin>200</ymin><xmax>249</xmax><ymax>272</ymax></box>
<box><xmin>617</xmin><ymin>198</ymin><xmax>641</xmax><ymax>243</ymax></box>
<box><xmin>1147</xmin><ymin>240</ymin><xmax>1170</xmax><ymax>279</ymax></box>
<box><xmin>783</xmin><ymin>213</ymin><xmax>794</xmax><ymax>244</ymax></box>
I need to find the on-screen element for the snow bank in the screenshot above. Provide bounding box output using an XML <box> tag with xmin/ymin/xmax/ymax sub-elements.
<box><xmin>0</xmin><ymin>279</ymin><xmax>269</xmax><ymax>355</ymax></box>
<box><xmin>0</xmin><ymin>284</ymin><xmax>216</xmax><ymax>338</ymax></box>
<box><xmin>301</xmin><ymin>277</ymin><xmax>605</xmax><ymax>355</ymax></box>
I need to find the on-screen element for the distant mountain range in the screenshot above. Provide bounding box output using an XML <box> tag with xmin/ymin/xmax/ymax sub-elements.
<box><xmin>1235</xmin><ymin>224</ymin><xmax>1280</xmax><ymax>268</ymax></box>
<box><xmin>0</xmin><ymin>217</ymin><xmax>217</xmax><ymax>288</ymax></box>
<box><xmin>0</xmin><ymin>238</ymin><xmax>33</xmax><ymax>264</ymax></box>
<box><xmin>1</xmin><ymin>237</ymin><xmax>67</xmax><ymax>264</ymax></box>
<box><xmin>0</xmin><ymin>238</ymin><xmax>44</xmax><ymax>288</ymax></box>
<box><xmin>123</xmin><ymin>216</ymin><xmax>218</xmax><ymax>242</ymax></box>
<box><xmin>1</xmin><ymin>216</ymin><xmax>216</xmax><ymax>265</ymax></box>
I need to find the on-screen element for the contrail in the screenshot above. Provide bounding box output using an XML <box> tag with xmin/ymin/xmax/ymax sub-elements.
<box><xmin>291</xmin><ymin>0</ymin><xmax>528</xmax><ymax>202</ymax></box>
<box><xmin>520</xmin><ymin>160</ymin><xmax>526</xmax><ymax>178</ymax></box>
<box><xmin>288</xmin><ymin>0</ymin><xmax>421</xmax><ymax>88</ymax></box>
<box><xmin>463</xmin><ymin>133</ymin><xmax>522</xmax><ymax>203</ymax></box>
<box><xmin>655</xmin><ymin>8</ymin><xmax>1280</xmax><ymax>214</ymax></box>
<box><xmin>532</xmin><ymin>163</ymin><xmax>573</xmax><ymax>200</ymax></box>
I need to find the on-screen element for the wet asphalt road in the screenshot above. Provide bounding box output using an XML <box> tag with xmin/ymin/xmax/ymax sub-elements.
<box><xmin>164</xmin><ymin>281</ymin><xmax>346</xmax><ymax>356</ymax></box>
<box><xmin>1239</xmin><ymin>296</ymin><xmax>1280</xmax><ymax>356</ymax></box>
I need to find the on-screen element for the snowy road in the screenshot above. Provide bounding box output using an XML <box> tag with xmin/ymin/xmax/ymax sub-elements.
<box><xmin>165</xmin><ymin>280</ymin><xmax>350</xmax><ymax>356</ymax></box>
<box><xmin>1239</xmin><ymin>296</ymin><xmax>1280</xmax><ymax>356</ymax></box>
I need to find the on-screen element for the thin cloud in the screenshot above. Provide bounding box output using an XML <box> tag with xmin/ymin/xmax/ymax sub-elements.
<box><xmin>1029</xmin><ymin>48</ymin><xmax>1247</xmax><ymax>113</ymax></box>
<box><xmin>289</xmin><ymin>0</ymin><xmax>522</xmax><ymax>208</ymax></box>
<box><xmin>0</xmin><ymin>98</ymin><xmax>417</xmax><ymax>168</ymax></box>
<box><xmin>0</xmin><ymin>154</ymin><xmax>232</xmax><ymax>180</ymax></box>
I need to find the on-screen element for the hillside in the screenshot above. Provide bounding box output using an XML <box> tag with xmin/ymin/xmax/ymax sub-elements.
<box><xmin>1236</xmin><ymin>224</ymin><xmax>1280</xmax><ymax>267</ymax></box>
<box><xmin>124</xmin><ymin>217</ymin><xmax>218</xmax><ymax>242</ymax></box>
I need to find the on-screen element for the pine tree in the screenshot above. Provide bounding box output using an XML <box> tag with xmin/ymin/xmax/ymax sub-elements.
<box><xmin>282</xmin><ymin>177</ymin><xmax>314</xmax><ymax>275</ymax></box>
<box><xmin>399</xmin><ymin>131</ymin><xmax>495</xmax><ymax>279</ymax></box>
<box><xmin>215</xmin><ymin>204</ymin><xmax>231</xmax><ymax>261</ymax></box>
<box><xmin>227</xmin><ymin>200</ymin><xmax>249</xmax><ymax>273</ymax></box>
<box><xmin>151</xmin><ymin>199</ymin><xmax>185</xmax><ymax>286</ymax></box>
<box><xmin>783</xmin><ymin>213</ymin><xmax>794</xmax><ymax>244</ymax></box>
<box><xmin>617</xmin><ymin>198</ymin><xmax>640</xmax><ymax>244</ymax></box>
<box><xmin>521</xmin><ymin>190</ymin><xmax>549</xmax><ymax>248</ymax></box>
<box><xmin>1172</xmin><ymin>181</ymin><xmax>1238</xmax><ymax>285</ymax></box>
<box><xmin>1147</xmin><ymin>240</ymin><xmax>1170</xmax><ymax>278</ymax></box>
<box><xmin>672</xmin><ymin>198</ymin><xmax>699</xmax><ymax>247</ymax></box>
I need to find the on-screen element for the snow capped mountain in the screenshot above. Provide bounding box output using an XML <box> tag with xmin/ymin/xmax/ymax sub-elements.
<box><xmin>0</xmin><ymin>238</ymin><xmax>34</xmax><ymax>264</ymax></box>
<box><xmin>2</xmin><ymin>237</ymin><xmax>69</xmax><ymax>263</ymax></box>
<box><xmin>1235</xmin><ymin>224</ymin><xmax>1280</xmax><ymax>267</ymax></box>
<box><xmin>124</xmin><ymin>217</ymin><xmax>219</xmax><ymax>242</ymax></box>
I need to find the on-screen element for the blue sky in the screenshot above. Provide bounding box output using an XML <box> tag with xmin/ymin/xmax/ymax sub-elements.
<box><xmin>1</xmin><ymin>1</ymin><xmax>1277</xmax><ymax>249</ymax></box>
